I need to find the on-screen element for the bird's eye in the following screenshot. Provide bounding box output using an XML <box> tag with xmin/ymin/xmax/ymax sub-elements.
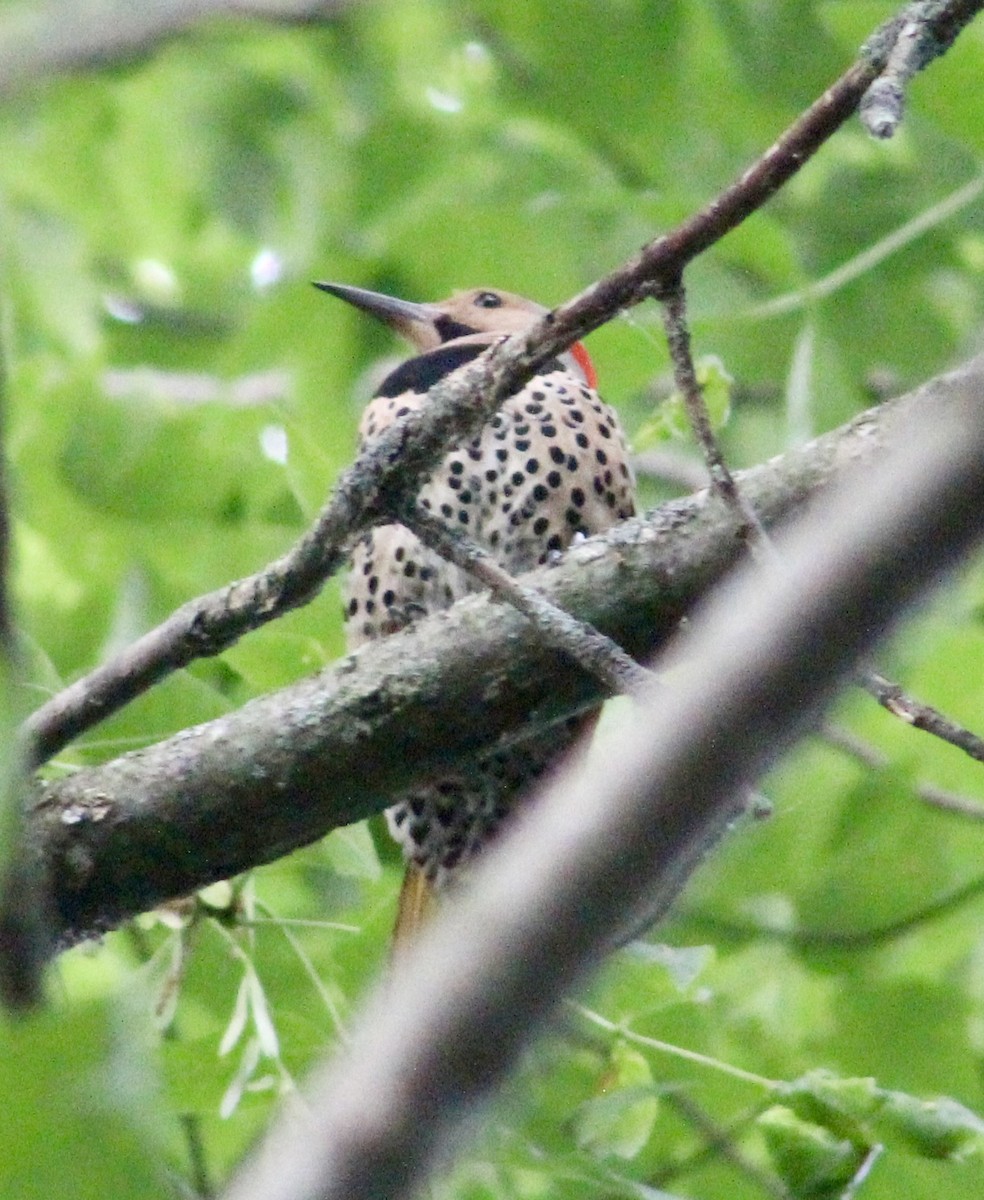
<box><xmin>474</xmin><ymin>291</ymin><xmax>503</xmax><ymax>309</ymax></box>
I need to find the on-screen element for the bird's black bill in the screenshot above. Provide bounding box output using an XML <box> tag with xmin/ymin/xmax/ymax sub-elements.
<box><xmin>313</xmin><ymin>281</ymin><xmax>440</xmax><ymax>329</ymax></box>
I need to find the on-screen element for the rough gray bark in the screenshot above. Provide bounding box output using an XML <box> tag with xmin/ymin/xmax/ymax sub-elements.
<box><xmin>25</xmin><ymin>357</ymin><xmax>984</xmax><ymax>945</ymax></box>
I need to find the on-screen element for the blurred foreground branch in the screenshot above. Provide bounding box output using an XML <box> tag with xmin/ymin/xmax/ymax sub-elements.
<box><xmin>220</xmin><ymin>344</ymin><xmax>984</xmax><ymax>1200</ymax></box>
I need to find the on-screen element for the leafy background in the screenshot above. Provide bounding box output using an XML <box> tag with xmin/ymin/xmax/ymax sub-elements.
<box><xmin>2</xmin><ymin>1</ymin><xmax>984</xmax><ymax>1196</ymax></box>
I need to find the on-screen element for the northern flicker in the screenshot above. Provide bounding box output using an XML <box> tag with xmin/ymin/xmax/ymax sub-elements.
<box><xmin>317</xmin><ymin>281</ymin><xmax>636</xmax><ymax>939</ymax></box>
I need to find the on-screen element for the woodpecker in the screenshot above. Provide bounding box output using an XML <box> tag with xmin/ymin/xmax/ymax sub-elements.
<box><xmin>316</xmin><ymin>281</ymin><xmax>636</xmax><ymax>940</ymax></box>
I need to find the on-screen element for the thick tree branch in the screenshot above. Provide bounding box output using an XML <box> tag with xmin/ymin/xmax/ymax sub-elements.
<box><xmin>220</xmin><ymin>353</ymin><xmax>984</xmax><ymax>1200</ymax></box>
<box><xmin>24</xmin><ymin>359</ymin><xmax>984</xmax><ymax>946</ymax></box>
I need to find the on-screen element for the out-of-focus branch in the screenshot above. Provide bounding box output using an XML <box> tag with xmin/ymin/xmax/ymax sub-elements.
<box><xmin>821</xmin><ymin>723</ymin><xmax>984</xmax><ymax>819</ymax></box>
<box><xmin>219</xmin><ymin>346</ymin><xmax>984</xmax><ymax>1200</ymax></box>
<box><xmin>0</xmin><ymin>0</ymin><xmax>354</xmax><ymax>97</ymax></box>
<box><xmin>0</xmin><ymin>297</ymin><xmax>47</xmax><ymax>1009</ymax></box>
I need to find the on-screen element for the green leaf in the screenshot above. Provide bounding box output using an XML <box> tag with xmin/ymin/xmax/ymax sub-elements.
<box><xmin>574</xmin><ymin>1042</ymin><xmax>659</xmax><ymax>1161</ymax></box>
<box><xmin>758</xmin><ymin>1104</ymin><xmax>863</xmax><ymax>1196</ymax></box>
<box><xmin>874</xmin><ymin>1091</ymin><xmax>984</xmax><ymax>1162</ymax></box>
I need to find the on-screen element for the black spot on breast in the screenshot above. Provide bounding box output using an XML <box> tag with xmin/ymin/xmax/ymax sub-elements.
<box><xmin>549</xmin><ymin>446</ymin><xmax>565</xmax><ymax>464</ymax></box>
<box><xmin>547</xmin><ymin>471</ymin><xmax>562</xmax><ymax>488</ymax></box>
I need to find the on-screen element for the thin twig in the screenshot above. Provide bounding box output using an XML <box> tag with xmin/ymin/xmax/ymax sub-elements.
<box><xmin>399</xmin><ymin>503</ymin><xmax>652</xmax><ymax>697</ymax></box>
<box><xmin>656</xmin><ymin>281</ymin><xmax>774</xmax><ymax>558</ymax></box>
<box><xmin>659</xmin><ymin>266</ymin><xmax>984</xmax><ymax>786</ymax></box>
<box><xmin>822</xmin><ymin>721</ymin><xmax>984</xmax><ymax>819</ymax></box>
<box><xmin>662</xmin><ymin>1091</ymin><xmax>793</xmax><ymax>1200</ymax></box>
<box><xmin>859</xmin><ymin>668</ymin><xmax>984</xmax><ymax>763</ymax></box>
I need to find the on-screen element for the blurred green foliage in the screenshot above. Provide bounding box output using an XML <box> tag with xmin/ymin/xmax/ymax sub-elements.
<box><xmin>1</xmin><ymin>1</ymin><xmax>984</xmax><ymax>1196</ymax></box>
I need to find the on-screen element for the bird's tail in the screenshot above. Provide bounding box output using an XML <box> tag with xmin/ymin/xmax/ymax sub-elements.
<box><xmin>392</xmin><ymin>861</ymin><xmax>438</xmax><ymax>952</ymax></box>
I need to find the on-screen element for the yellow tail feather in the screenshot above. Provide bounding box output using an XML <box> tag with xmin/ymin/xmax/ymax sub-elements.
<box><xmin>392</xmin><ymin>862</ymin><xmax>438</xmax><ymax>952</ymax></box>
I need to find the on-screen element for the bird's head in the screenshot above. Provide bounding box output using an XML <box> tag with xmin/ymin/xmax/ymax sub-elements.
<box><xmin>314</xmin><ymin>281</ymin><xmax>597</xmax><ymax>389</ymax></box>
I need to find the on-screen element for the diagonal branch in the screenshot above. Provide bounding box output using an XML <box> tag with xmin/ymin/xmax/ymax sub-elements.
<box><xmin>398</xmin><ymin>502</ymin><xmax>652</xmax><ymax>696</ymax></box>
